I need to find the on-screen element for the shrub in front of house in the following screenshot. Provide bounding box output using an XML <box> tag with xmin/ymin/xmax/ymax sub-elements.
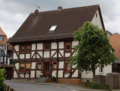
<box><xmin>81</xmin><ymin>82</ymin><xmax>112</xmax><ymax>90</ymax></box>
<box><xmin>0</xmin><ymin>68</ymin><xmax>6</xmax><ymax>91</ymax></box>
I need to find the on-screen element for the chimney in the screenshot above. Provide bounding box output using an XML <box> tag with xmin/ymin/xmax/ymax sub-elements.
<box><xmin>58</xmin><ymin>6</ymin><xmax>62</xmax><ymax>11</ymax></box>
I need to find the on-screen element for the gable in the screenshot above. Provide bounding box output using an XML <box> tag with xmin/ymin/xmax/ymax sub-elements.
<box><xmin>91</xmin><ymin>9</ymin><xmax>105</xmax><ymax>30</ymax></box>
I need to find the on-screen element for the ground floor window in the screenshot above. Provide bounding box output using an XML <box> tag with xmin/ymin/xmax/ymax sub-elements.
<box><xmin>19</xmin><ymin>62</ymin><xmax>31</xmax><ymax>71</ymax></box>
<box><xmin>52</xmin><ymin>61</ymin><xmax>57</xmax><ymax>69</ymax></box>
<box><xmin>37</xmin><ymin>62</ymin><xmax>42</xmax><ymax>69</ymax></box>
<box><xmin>99</xmin><ymin>65</ymin><xmax>103</xmax><ymax>73</ymax></box>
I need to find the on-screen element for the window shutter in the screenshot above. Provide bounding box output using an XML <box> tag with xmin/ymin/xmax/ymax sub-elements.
<box><xmin>26</xmin><ymin>64</ymin><xmax>30</xmax><ymax>69</ymax></box>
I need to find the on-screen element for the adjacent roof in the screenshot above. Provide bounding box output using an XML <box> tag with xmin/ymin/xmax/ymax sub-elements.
<box><xmin>110</xmin><ymin>34</ymin><xmax>120</xmax><ymax>59</ymax></box>
<box><xmin>8</xmin><ymin>5</ymin><xmax>105</xmax><ymax>43</ymax></box>
<box><xmin>0</xmin><ymin>27</ymin><xmax>6</xmax><ymax>36</ymax></box>
<box><xmin>0</xmin><ymin>27</ymin><xmax>8</xmax><ymax>45</ymax></box>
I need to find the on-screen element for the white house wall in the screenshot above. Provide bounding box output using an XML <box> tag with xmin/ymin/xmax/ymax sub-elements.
<box><xmin>37</xmin><ymin>43</ymin><xmax>43</xmax><ymax>50</ymax></box>
<box><xmin>91</xmin><ymin>9</ymin><xmax>103</xmax><ymax>30</ymax></box>
<box><xmin>82</xmin><ymin>65</ymin><xmax>112</xmax><ymax>78</ymax></box>
<box><xmin>51</xmin><ymin>42</ymin><xmax>57</xmax><ymax>49</ymax></box>
<box><xmin>14</xmin><ymin>45</ymin><xmax>19</xmax><ymax>51</ymax></box>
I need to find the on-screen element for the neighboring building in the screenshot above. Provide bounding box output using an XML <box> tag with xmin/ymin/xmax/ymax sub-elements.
<box><xmin>110</xmin><ymin>34</ymin><xmax>120</xmax><ymax>73</ymax></box>
<box><xmin>8</xmin><ymin>5</ymin><xmax>110</xmax><ymax>84</ymax></box>
<box><xmin>0</xmin><ymin>27</ymin><xmax>13</xmax><ymax>79</ymax></box>
<box><xmin>7</xmin><ymin>38</ymin><xmax>13</xmax><ymax>65</ymax></box>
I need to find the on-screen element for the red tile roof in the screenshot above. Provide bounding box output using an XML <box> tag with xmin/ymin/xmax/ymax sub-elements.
<box><xmin>0</xmin><ymin>27</ymin><xmax>6</xmax><ymax>35</ymax></box>
<box><xmin>8</xmin><ymin>5</ymin><xmax>105</xmax><ymax>43</ymax></box>
<box><xmin>0</xmin><ymin>27</ymin><xmax>7</xmax><ymax>45</ymax></box>
<box><xmin>110</xmin><ymin>34</ymin><xmax>120</xmax><ymax>59</ymax></box>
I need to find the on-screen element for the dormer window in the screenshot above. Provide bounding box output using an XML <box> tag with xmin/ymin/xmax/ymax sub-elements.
<box><xmin>49</xmin><ymin>25</ymin><xmax>57</xmax><ymax>31</ymax></box>
<box><xmin>0</xmin><ymin>36</ymin><xmax>3</xmax><ymax>41</ymax></box>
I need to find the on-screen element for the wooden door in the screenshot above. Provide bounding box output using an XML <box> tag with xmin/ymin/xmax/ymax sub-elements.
<box><xmin>44</xmin><ymin>63</ymin><xmax>49</xmax><ymax>77</ymax></box>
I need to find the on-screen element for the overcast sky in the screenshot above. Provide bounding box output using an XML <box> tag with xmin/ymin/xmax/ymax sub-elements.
<box><xmin>0</xmin><ymin>0</ymin><xmax>120</xmax><ymax>38</ymax></box>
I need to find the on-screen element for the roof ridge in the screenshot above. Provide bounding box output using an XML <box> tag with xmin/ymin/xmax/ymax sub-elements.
<box><xmin>30</xmin><ymin>4</ymin><xmax>99</xmax><ymax>14</ymax></box>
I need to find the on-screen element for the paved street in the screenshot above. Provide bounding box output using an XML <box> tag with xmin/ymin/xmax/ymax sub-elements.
<box><xmin>4</xmin><ymin>80</ymin><xmax>80</xmax><ymax>91</ymax></box>
<box><xmin>4</xmin><ymin>80</ymin><xmax>120</xmax><ymax>91</ymax></box>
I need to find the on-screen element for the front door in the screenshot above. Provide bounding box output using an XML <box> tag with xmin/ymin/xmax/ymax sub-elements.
<box><xmin>44</xmin><ymin>63</ymin><xmax>49</xmax><ymax>77</ymax></box>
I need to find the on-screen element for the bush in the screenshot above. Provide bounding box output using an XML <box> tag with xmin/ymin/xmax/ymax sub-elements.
<box><xmin>91</xmin><ymin>82</ymin><xmax>112</xmax><ymax>90</ymax></box>
<box><xmin>0</xmin><ymin>68</ymin><xmax>6</xmax><ymax>90</ymax></box>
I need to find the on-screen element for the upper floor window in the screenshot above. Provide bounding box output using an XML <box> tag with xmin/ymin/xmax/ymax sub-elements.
<box><xmin>99</xmin><ymin>65</ymin><xmax>103</xmax><ymax>73</ymax></box>
<box><xmin>0</xmin><ymin>36</ymin><xmax>3</xmax><ymax>41</ymax></box>
<box><xmin>65</xmin><ymin>42</ymin><xmax>71</xmax><ymax>51</ymax></box>
<box><xmin>44</xmin><ymin>43</ymin><xmax>50</xmax><ymax>50</ymax></box>
<box><xmin>21</xmin><ymin>46</ymin><xmax>25</xmax><ymax>53</ymax></box>
<box><xmin>27</xmin><ymin>45</ymin><xmax>31</xmax><ymax>53</ymax></box>
<box><xmin>20</xmin><ymin>44</ymin><xmax>31</xmax><ymax>54</ymax></box>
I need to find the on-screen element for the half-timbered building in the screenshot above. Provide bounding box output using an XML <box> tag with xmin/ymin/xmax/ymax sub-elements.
<box><xmin>8</xmin><ymin>5</ymin><xmax>111</xmax><ymax>84</ymax></box>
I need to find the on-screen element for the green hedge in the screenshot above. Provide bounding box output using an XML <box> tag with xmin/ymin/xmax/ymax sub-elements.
<box><xmin>81</xmin><ymin>82</ymin><xmax>112</xmax><ymax>90</ymax></box>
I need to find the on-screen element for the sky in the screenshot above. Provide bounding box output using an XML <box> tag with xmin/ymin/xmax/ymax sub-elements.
<box><xmin>0</xmin><ymin>0</ymin><xmax>120</xmax><ymax>38</ymax></box>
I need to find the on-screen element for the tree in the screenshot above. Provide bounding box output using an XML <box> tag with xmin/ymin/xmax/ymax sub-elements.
<box><xmin>70</xmin><ymin>21</ymin><xmax>117</xmax><ymax>83</ymax></box>
<box><xmin>0</xmin><ymin>67</ymin><xmax>6</xmax><ymax>90</ymax></box>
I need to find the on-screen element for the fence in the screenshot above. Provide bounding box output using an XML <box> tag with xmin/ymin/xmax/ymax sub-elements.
<box><xmin>4</xmin><ymin>84</ymin><xmax>17</xmax><ymax>91</ymax></box>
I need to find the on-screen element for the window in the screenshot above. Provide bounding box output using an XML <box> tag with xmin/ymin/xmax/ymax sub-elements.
<box><xmin>65</xmin><ymin>42</ymin><xmax>71</xmax><ymax>51</ymax></box>
<box><xmin>27</xmin><ymin>45</ymin><xmax>31</xmax><ymax>53</ymax></box>
<box><xmin>20</xmin><ymin>63</ymin><xmax>25</xmax><ymax>70</ymax></box>
<box><xmin>20</xmin><ymin>44</ymin><xmax>31</xmax><ymax>53</ymax></box>
<box><xmin>0</xmin><ymin>36</ymin><xmax>3</xmax><ymax>41</ymax></box>
<box><xmin>21</xmin><ymin>46</ymin><xmax>25</xmax><ymax>53</ymax></box>
<box><xmin>52</xmin><ymin>62</ymin><xmax>57</xmax><ymax>69</ymax></box>
<box><xmin>64</xmin><ymin>61</ymin><xmax>71</xmax><ymax>71</ymax></box>
<box><xmin>44</xmin><ymin>43</ymin><xmax>50</xmax><ymax>50</ymax></box>
<box><xmin>19</xmin><ymin>62</ymin><xmax>31</xmax><ymax>71</ymax></box>
<box><xmin>37</xmin><ymin>62</ymin><xmax>42</xmax><ymax>69</ymax></box>
<box><xmin>99</xmin><ymin>65</ymin><xmax>103</xmax><ymax>73</ymax></box>
<box><xmin>49</xmin><ymin>25</ymin><xmax>57</xmax><ymax>31</ymax></box>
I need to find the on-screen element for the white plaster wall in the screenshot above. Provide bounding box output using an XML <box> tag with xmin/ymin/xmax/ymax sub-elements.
<box><xmin>72</xmin><ymin>64</ymin><xmax>77</xmax><ymax>68</ymax></box>
<box><xmin>31</xmin><ymin>62</ymin><xmax>36</xmax><ymax>69</ymax></box>
<box><xmin>65</xmin><ymin>53</ymin><xmax>70</xmax><ymax>57</ymax></box>
<box><xmin>14</xmin><ymin>71</ymin><xmax>18</xmax><ymax>78</ymax></box>
<box><xmin>20</xmin><ymin>54</ymin><xmax>24</xmax><ymax>59</ymax></box>
<box><xmin>51</xmin><ymin>42</ymin><xmax>57</xmax><ymax>49</ymax></box>
<box><xmin>58</xmin><ymin>70</ymin><xmax>63</xmax><ymax>78</ymax></box>
<box><xmin>65</xmin><ymin>73</ymin><xmax>69</xmax><ymax>77</ymax></box>
<box><xmin>59</xmin><ymin>61</ymin><xmax>64</xmax><ymax>69</ymax></box>
<box><xmin>37</xmin><ymin>51</ymin><xmax>42</xmax><ymax>58</ymax></box>
<box><xmin>91</xmin><ymin>10</ymin><xmax>103</xmax><ymax>30</ymax></box>
<box><xmin>25</xmin><ymin>74</ymin><xmax>29</xmax><ymax>78</ymax></box>
<box><xmin>72</xmin><ymin>70</ymin><xmax>78</xmax><ymax>77</ymax></box>
<box><xmin>59</xmin><ymin>50</ymin><xmax>64</xmax><ymax>57</ymax></box>
<box><xmin>13</xmin><ymin>53</ymin><xmax>18</xmax><ymax>59</ymax></box>
<box><xmin>44</xmin><ymin>51</ymin><xmax>50</xmax><ymax>58</ymax></box>
<box><xmin>36</xmin><ymin>71</ymin><xmax>42</xmax><ymax>77</ymax></box>
<box><xmin>26</xmin><ymin>54</ymin><xmax>30</xmax><ymax>59</ymax></box>
<box><xmin>37</xmin><ymin>43</ymin><xmax>43</xmax><ymax>50</ymax></box>
<box><xmin>31</xmin><ymin>52</ymin><xmax>35</xmax><ymax>58</ymax></box>
<box><xmin>52</xmin><ymin>70</ymin><xmax>57</xmax><ymax>77</ymax></box>
<box><xmin>14</xmin><ymin>45</ymin><xmax>19</xmax><ymax>51</ymax></box>
<box><xmin>15</xmin><ymin>63</ymin><xmax>19</xmax><ymax>70</ymax></box>
<box><xmin>51</xmin><ymin>51</ymin><xmax>57</xmax><ymax>57</ymax></box>
<box><xmin>31</xmin><ymin>71</ymin><xmax>35</xmax><ymax>78</ymax></box>
<box><xmin>82</xmin><ymin>65</ymin><xmax>112</xmax><ymax>78</ymax></box>
<box><xmin>72</xmin><ymin>41</ymin><xmax>79</xmax><ymax>47</ymax></box>
<box><xmin>32</xmin><ymin>43</ymin><xmax>36</xmax><ymax>50</ymax></box>
<box><xmin>59</xmin><ymin>42</ymin><xmax>64</xmax><ymax>49</ymax></box>
<box><xmin>20</xmin><ymin>74</ymin><xmax>24</xmax><ymax>78</ymax></box>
